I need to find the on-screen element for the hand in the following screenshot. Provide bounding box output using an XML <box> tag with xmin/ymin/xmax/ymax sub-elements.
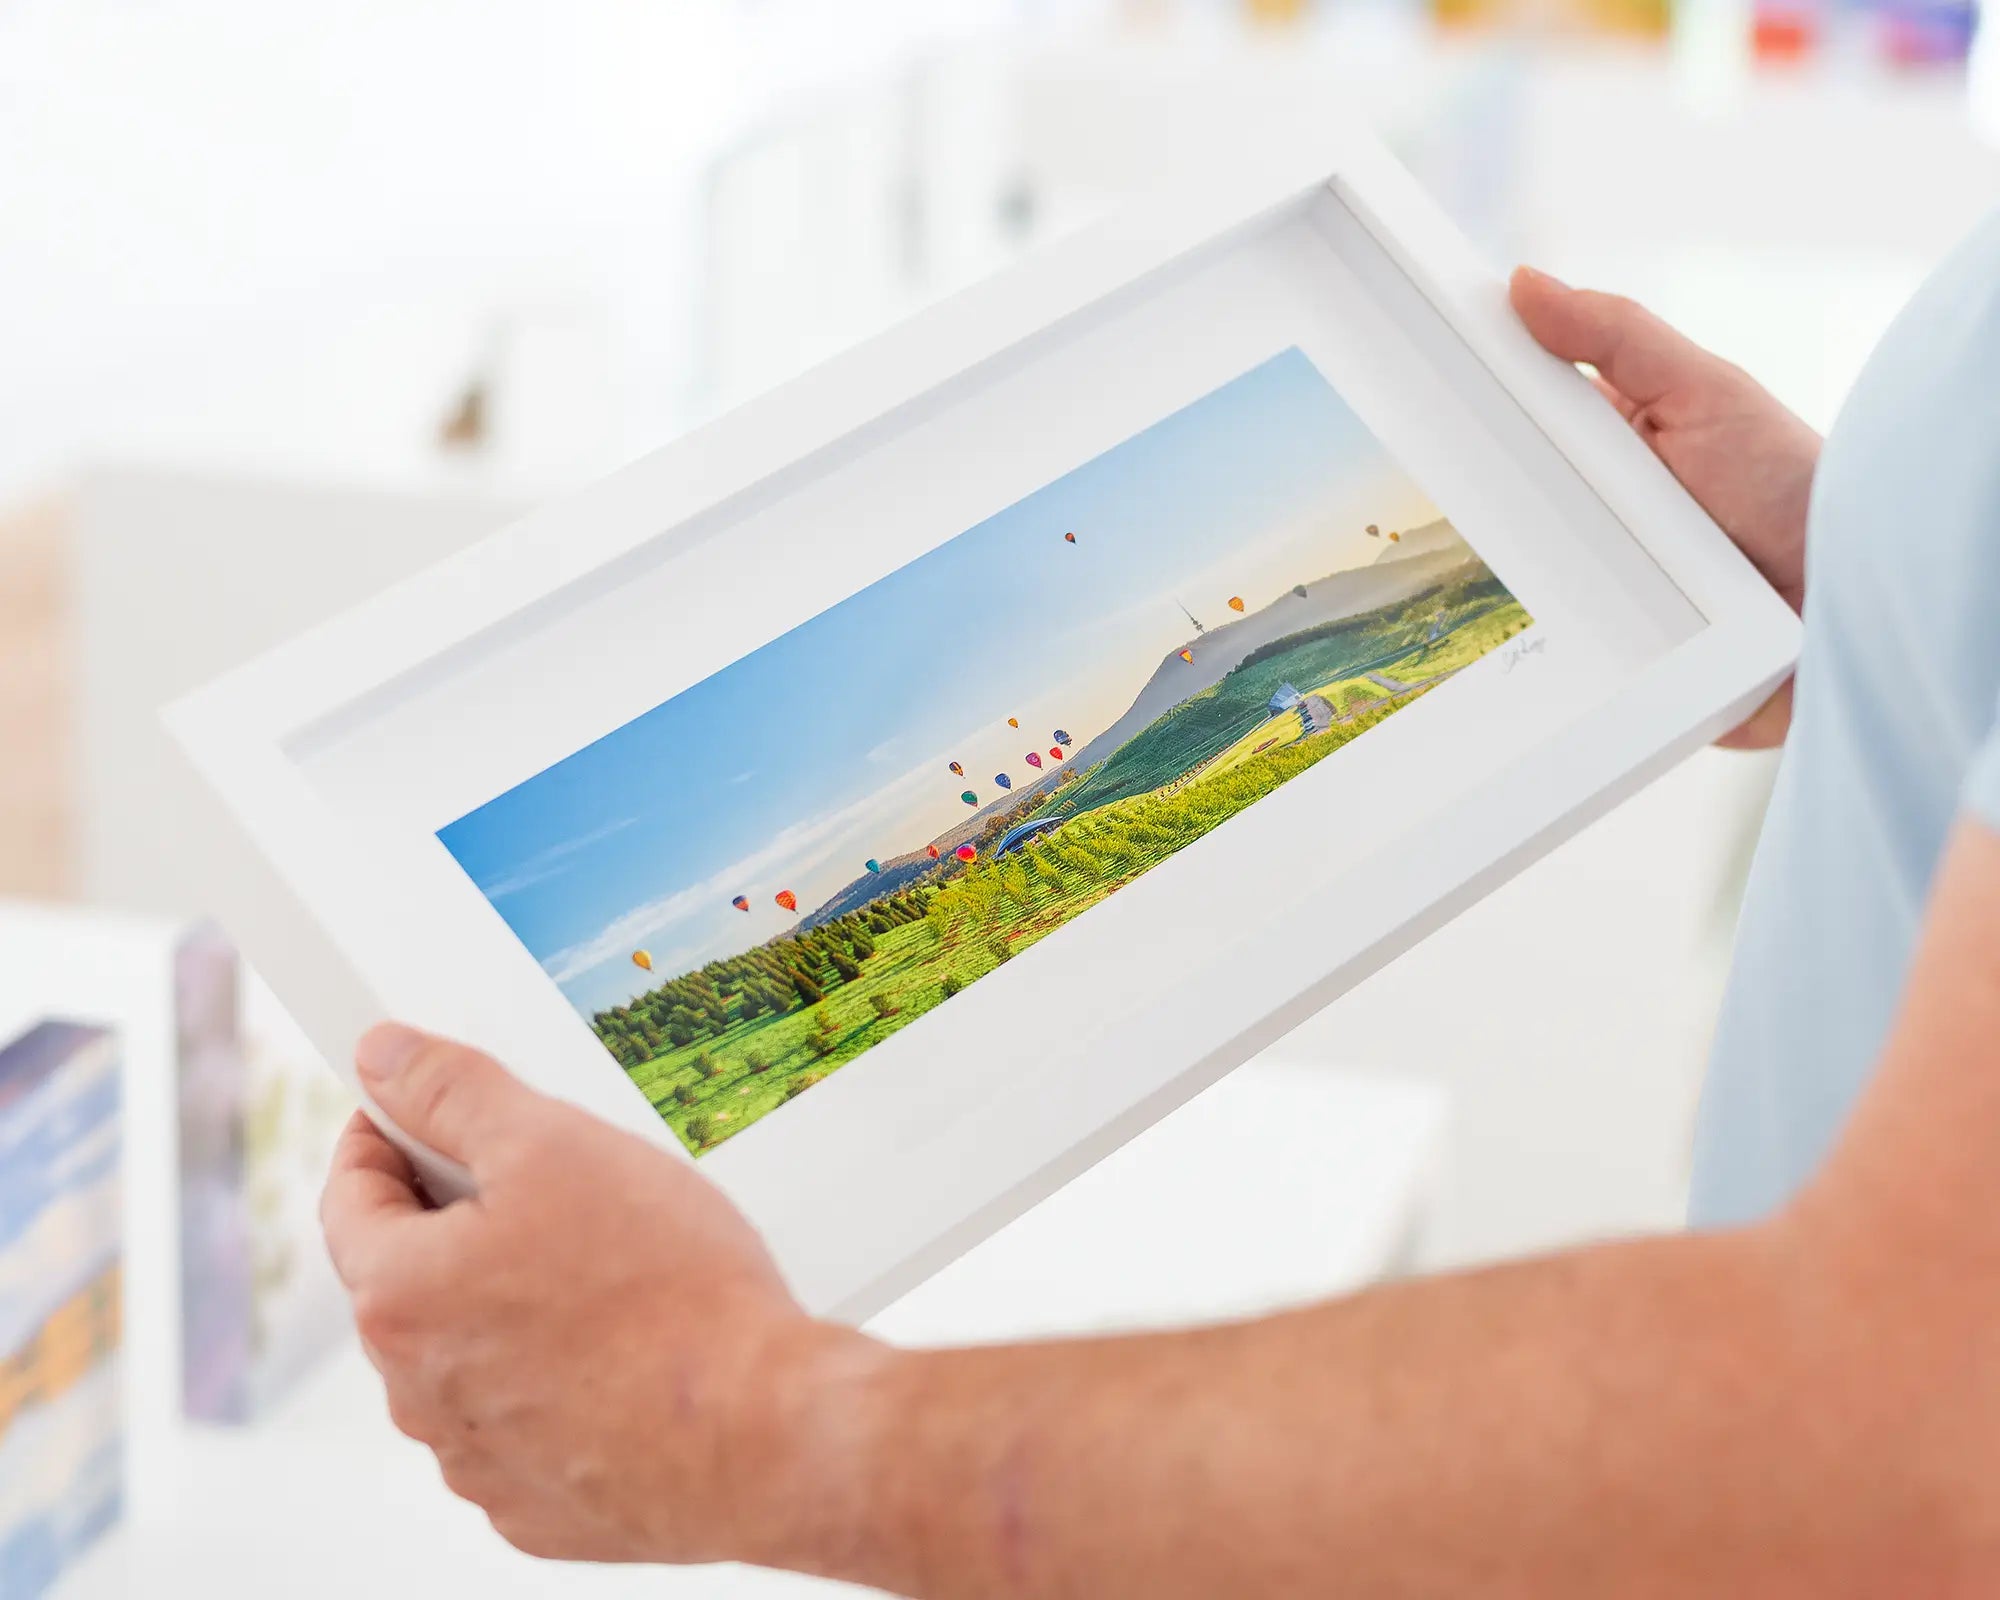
<box><xmin>320</xmin><ymin>1023</ymin><xmax>878</xmax><ymax>1567</ymax></box>
<box><xmin>1510</xmin><ymin>267</ymin><xmax>1820</xmax><ymax>749</ymax></box>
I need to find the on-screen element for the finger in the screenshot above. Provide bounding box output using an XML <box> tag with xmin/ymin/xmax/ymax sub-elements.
<box><xmin>1510</xmin><ymin>266</ymin><xmax>1704</xmax><ymax>409</ymax></box>
<box><xmin>1588</xmin><ymin>372</ymin><xmax>1640</xmax><ymax>423</ymax></box>
<box><xmin>355</xmin><ymin>1023</ymin><xmax>544</xmax><ymax>1171</ymax></box>
<box><xmin>322</xmin><ymin>1110</ymin><xmax>426</xmax><ymax>1288</ymax></box>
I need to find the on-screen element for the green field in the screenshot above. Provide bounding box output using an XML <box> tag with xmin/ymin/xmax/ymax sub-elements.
<box><xmin>597</xmin><ymin>563</ymin><xmax>1533</xmax><ymax>1155</ymax></box>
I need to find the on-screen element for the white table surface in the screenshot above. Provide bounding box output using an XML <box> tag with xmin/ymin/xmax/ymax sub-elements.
<box><xmin>52</xmin><ymin>1057</ymin><xmax>1444</xmax><ymax>1599</ymax></box>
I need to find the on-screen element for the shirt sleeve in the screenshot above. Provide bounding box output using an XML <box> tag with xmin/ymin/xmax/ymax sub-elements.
<box><xmin>1966</xmin><ymin>686</ymin><xmax>2000</xmax><ymax>830</ymax></box>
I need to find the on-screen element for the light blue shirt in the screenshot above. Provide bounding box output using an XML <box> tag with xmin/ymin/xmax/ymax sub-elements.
<box><xmin>1690</xmin><ymin>211</ymin><xmax>2000</xmax><ymax>1225</ymax></box>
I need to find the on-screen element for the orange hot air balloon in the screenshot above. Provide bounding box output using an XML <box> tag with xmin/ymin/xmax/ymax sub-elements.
<box><xmin>1228</xmin><ymin>595</ymin><xmax>1245</xmax><ymax>612</ymax></box>
<box><xmin>1178</xmin><ymin>648</ymin><xmax>1194</xmax><ymax>664</ymax></box>
<box><xmin>955</xmin><ymin>843</ymin><xmax>977</xmax><ymax>862</ymax></box>
<box><xmin>775</xmin><ymin>889</ymin><xmax>797</xmax><ymax>912</ymax></box>
<box><xmin>730</xmin><ymin>895</ymin><xmax>749</xmax><ymax>912</ymax></box>
<box><xmin>1063</xmin><ymin>531</ymin><xmax>1077</xmax><ymax>544</ymax></box>
<box><xmin>949</xmin><ymin>761</ymin><xmax>964</xmax><ymax>777</ymax></box>
<box><xmin>1388</xmin><ymin>530</ymin><xmax>1401</xmax><ymax>542</ymax></box>
<box><xmin>632</xmin><ymin>950</ymin><xmax>653</xmax><ymax>972</ymax></box>
<box><xmin>927</xmin><ymin>844</ymin><xmax>942</xmax><ymax>860</ymax></box>
<box><xmin>1048</xmin><ymin>747</ymin><xmax>1063</xmax><ymax>761</ymax></box>
<box><xmin>1007</xmin><ymin>717</ymin><xmax>1019</xmax><ymax>728</ymax></box>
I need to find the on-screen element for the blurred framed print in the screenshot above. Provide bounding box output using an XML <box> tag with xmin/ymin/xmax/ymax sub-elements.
<box><xmin>166</xmin><ymin>113</ymin><xmax>1798</xmax><ymax>1319</ymax></box>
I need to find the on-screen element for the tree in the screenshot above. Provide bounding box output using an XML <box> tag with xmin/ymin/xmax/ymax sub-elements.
<box><xmin>829</xmin><ymin>950</ymin><xmax>862</xmax><ymax>984</ymax></box>
<box><xmin>672</xmin><ymin>1081</ymin><xmax>699</xmax><ymax>1107</ymax></box>
<box><xmin>869</xmin><ymin>992</ymin><xmax>897</xmax><ymax>1020</ymax></box>
<box><xmin>685</xmin><ymin>1114</ymin><xmax>717</xmax><ymax>1148</ymax></box>
<box><xmin>791</xmin><ymin>970</ymin><xmax>825</xmax><ymax>1006</ymax></box>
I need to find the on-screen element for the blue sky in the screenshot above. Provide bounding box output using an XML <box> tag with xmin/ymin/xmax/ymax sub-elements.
<box><xmin>439</xmin><ymin>347</ymin><xmax>1439</xmax><ymax>1016</ymax></box>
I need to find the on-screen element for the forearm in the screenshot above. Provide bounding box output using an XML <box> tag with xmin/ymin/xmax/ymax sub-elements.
<box><xmin>770</xmin><ymin>1220</ymin><xmax>1942</xmax><ymax>1599</ymax></box>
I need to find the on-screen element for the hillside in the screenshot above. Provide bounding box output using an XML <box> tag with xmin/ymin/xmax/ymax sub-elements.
<box><xmin>1372</xmin><ymin>518</ymin><xmax>1463</xmax><ymax>565</ymax></box>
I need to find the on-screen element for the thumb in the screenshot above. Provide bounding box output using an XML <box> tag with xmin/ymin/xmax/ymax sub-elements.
<box><xmin>1509</xmin><ymin>266</ymin><xmax>1706</xmax><ymax>409</ymax></box>
<box><xmin>355</xmin><ymin>1022</ymin><xmax>541</xmax><ymax>1168</ymax></box>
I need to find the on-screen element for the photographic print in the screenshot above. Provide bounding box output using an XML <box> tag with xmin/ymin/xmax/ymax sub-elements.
<box><xmin>440</xmin><ymin>347</ymin><xmax>1533</xmax><ymax>1155</ymax></box>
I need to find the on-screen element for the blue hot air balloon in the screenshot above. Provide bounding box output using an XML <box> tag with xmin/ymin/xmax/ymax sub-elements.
<box><xmin>865</xmin><ymin>858</ymin><xmax>881</xmax><ymax>873</ymax></box>
<box><xmin>993</xmin><ymin>773</ymin><xmax>1012</xmax><ymax>790</ymax></box>
<box><xmin>1053</xmin><ymin>729</ymin><xmax>1072</xmax><ymax>747</ymax></box>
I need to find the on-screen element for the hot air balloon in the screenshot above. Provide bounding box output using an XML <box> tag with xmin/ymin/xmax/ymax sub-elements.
<box><xmin>994</xmin><ymin>773</ymin><xmax>1012</xmax><ymax>790</ymax></box>
<box><xmin>865</xmin><ymin>859</ymin><xmax>881</xmax><ymax>873</ymax></box>
<box><xmin>927</xmin><ymin>844</ymin><xmax>942</xmax><ymax>860</ymax></box>
<box><xmin>955</xmin><ymin>844</ymin><xmax>977</xmax><ymax>862</ymax></box>
<box><xmin>1053</xmin><ymin>729</ymin><xmax>1071</xmax><ymax>746</ymax></box>
<box><xmin>775</xmin><ymin>889</ymin><xmax>797</xmax><ymax>912</ymax></box>
<box><xmin>1063</xmin><ymin>531</ymin><xmax>1077</xmax><ymax>545</ymax></box>
<box><xmin>961</xmin><ymin>790</ymin><xmax>978</xmax><ymax>806</ymax></box>
<box><xmin>1292</xmin><ymin>584</ymin><xmax>1308</xmax><ymax>598</ymax></box>
<box><xmin>1007</xmin><ymin>717</ymin><xmax>1019</xmax><ymax>728</ymax></box>
<box><xmin>1178</xmin><ymin>648</ymin><xmax>1194</xmax><ymax>664</ymax></box>
<box><xmin>1366</xmin><ymin>523</ymin><xmax>1380</xmax><ymax>538</ymax></box>
<box><xmin>730</xmin><ymin>895</ymin><xmax>749</xmax><ymax>913</ymax></box>
<box><xmin>632</xmin><ymin>950</ymin><xmax>653</xmax><ymax>972</ymax></box>
<box><xmin>1025</xmin><ymin>751</ymin><xmax>1043</xmax><ymax>770</ymax></box>
<box><xmin>1228</xmin><ymin>595</ymin><xmax>1245</xmax><ymax>612</ymax></box>
<box><xmin>1388</xmin><ymin>530</ymin><xmax>1401</xmax><ymax>542</ymax></box>
<box><xmin>1048</xmin><ymin>746</ymin><xmax>1064</xmax><ymax>761</ymax></box>
<box><xmin>949</xmin><ymin>761</ymin><xmax>964</xmax><ymax>777</ymax></box>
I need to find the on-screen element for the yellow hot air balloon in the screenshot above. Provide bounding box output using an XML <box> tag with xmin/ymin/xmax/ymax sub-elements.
<box><xmin>1227</xmin><ymin>595</ymin><xmax>1245</xmax><ymax>612</ymax></box>
<box><xmin>1388</xmin><ymin>530</ymin><xmax>1401</xmax><ymax>542</ymax></box>
<box><xmin>1178</xmin><ymin>648</ymin><xmax>1194</xmax><ymax>664</ymax></box>
<box><xmin>1007</xmin><ymin>717</ymin><xmax>1019</xmax><ymax>728</ymax></box>
<box><xmin>632</xmin><ymin>950</ymin><xmax>653</xmax><ymax>972</ymax></box>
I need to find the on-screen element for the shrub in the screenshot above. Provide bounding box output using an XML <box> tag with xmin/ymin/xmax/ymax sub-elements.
<box><xmin>672</xmin><ymin>1081</ymin><xmax>700</xmax><ymax>1107</ymax></box>
<box><xmin>940</xmin><ymin>974</ymin><xmax>965</xmax><ymax>1000</ymax></box>
<box><xmin>987</xmin><ymin>937</ymin><xmax>1012</xmax><ymax>967</ymax></box>
<box><xmin>868</xmin><ymin>992</ymin><xmax>897</xmax><ymax>1019</ymax></box>
<box><xmin>784</xmin><ymin>1072</ymin><xmax>825</xmax><ymax>1101</ymax></box>
<box><xmin>811</xmin><ymin>1004</ymin><xmax>837</xmax><ymax>1037</ymax></box>
<box><xmin>742</xmin><ymin>1048</ymin><xmax>772</xmax><ymax>1075</ymax></box>
<box><xmin>685</xmin><ymin>1114</ymin><xmax>717</xmax><ymax>1148</ymax></box>
<box><xmin>698</xmin><ymin>1052</ymin><xmax>725</xmax><ymax>1080</ymax></box>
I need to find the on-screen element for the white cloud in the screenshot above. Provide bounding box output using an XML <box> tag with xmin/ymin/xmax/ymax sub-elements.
<box><xmin>479</xmin><ymin>815</ymin><xmax>637</xmax><ymax>899</ymax></box>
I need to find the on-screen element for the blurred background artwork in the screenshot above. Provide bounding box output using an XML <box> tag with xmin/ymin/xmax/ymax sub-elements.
<box><xmin>0</xmin><ymin>1022</ymin><xmax>122</xmax><ymax>1600</ymax></box>
<box><xmin>0</xmin><ymin>0</ymin><xmax>1997</xmax><ymax>1594</ymax></box>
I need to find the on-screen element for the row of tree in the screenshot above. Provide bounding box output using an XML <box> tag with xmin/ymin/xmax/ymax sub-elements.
<box><xmin>590</xmin><ymin>889</ymin><xmax>938</xmax><ymax>1069</ymax></box>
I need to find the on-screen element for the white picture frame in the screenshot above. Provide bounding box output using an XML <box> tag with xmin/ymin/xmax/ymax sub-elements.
<box><xmin>165</xmin><ymin>115</ymin><xmax>1797</xmax><ymax>1321</ymax></box>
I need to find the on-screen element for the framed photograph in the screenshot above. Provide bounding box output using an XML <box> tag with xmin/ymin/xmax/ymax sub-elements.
<box><xmin>166</xmin><ymin>118</ymin><xmax>1798</xmax><ymax>1319</ymax></box>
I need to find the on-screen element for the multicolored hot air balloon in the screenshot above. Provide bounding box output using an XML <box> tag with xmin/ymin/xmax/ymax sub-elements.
<box><xmin>927</xmin><ymin>844</ymin><xmax>942</xmax><ymax>860</ymax></box>
<box><xmin>1007</xmin><ymin>717</ymin><xmax>1019</xmax><ymax>728</ymax></box>
<box><xmin>993</xmin><ymin>773</ymin><xmax>1012</xmax><ymax>790</ymax></box>
<box><xmin>1048</xmin><ymin>747</ymin><xmax>1063</xmax><ymax>761</ymax></box>
<box><xmin>960</xmin><ymin>790</ymin><xmax>977</xmax><ymax>806</ymax></box>
<box><xmin>1063</xmin><ymin>531</ymin><xmax>1077</xmax><ymax>544</ymax></box>
<box><xmin>865</xmin><ymin>859</ymin><xmax>881</xmax><ymax>873</ymax></box>
<box><xmin>731</xmin><ymin>895</ymin><xmax>749</xmax><ymax>913</ymax></box>
<box><xmin>1178</xmin><ymin>648</ymin><xmax>1195</xmax><ymax>664</ymax></box>
<box><xmin>1053</xmin><ymin>728</ymin><xmax>1071</xmax><ymax>746</ymax></box>
<box><xmin>632</xmin><ymin>950</ymin><xmax>653</xmax><ymax>972</ymax></box>
<box><xmin>949</xmin><ymin>761</ymin><xmax>964</xmax><ymax>777</ymax></box>
<box><xmin>1025</xmin><ymin>751</ymin><xmax>1043</xmax><ymax>770</ymax></box>
<box><xmin>955</xmin><ymin>843</ymin><xmax>977</xmax><ymax>862</ymax></box>
<box><xmin>1228</xmin><ymin>595</ymin><xmax>1245</xmax><ymax>612</ymax></box>
<box><xmin>775</xmin><ymin>889</ymin><xmax>797</xmax><ymax>912</ymax></box>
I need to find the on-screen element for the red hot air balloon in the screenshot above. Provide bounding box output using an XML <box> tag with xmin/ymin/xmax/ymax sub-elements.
<box><xmin>949</xmin><ymin>761</ymin><xmax>964</xmax><ymax>777</ymax></box>
<box><xmin>927</xmin><ymin>844</ymin><xmax>942</xmax><ymax>860</ymax></box>
<box><xmin>1178</xmin><ymin>648</ymin><xmax>1195</xmax><ymax>664</ymax></box>
<box><xmin>955</xmin><ymin>843</ymin><xmax>977</xmax><ymax>862</ymax></box>
<box><xmin>1063</xmin><ymin>531</ymin><xmax>1077</xmax><ymax>544</ymax></box>
<box><xmin>730</xmin><ymin>895</ymin><xmax>749</xmax><ymax>913</ymax></box>
<box><xmin>1048</xmin><ymin>747</ymin><xmax>1063</xmax><ymax>761</ymax></box>
<box><xmin>1025</xmin><ymin>751</ymin><xmax>1043</xmax><ymax>770</ymax></box>
<box><xmin>775</xmin><ymin>889</ymin><xmax>797</xmax><ymax>912</ymax></box>
<box><xmin>1228</xmin><ymin>596</ymin><xmax>1245</xmax><ymax>612</ymax></box>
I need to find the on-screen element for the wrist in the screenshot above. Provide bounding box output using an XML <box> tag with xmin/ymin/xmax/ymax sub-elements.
<box><xmin>726</xmin><ymin>1317</ymin><xmax>905</xmax><ymax>1578</ymax></box>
